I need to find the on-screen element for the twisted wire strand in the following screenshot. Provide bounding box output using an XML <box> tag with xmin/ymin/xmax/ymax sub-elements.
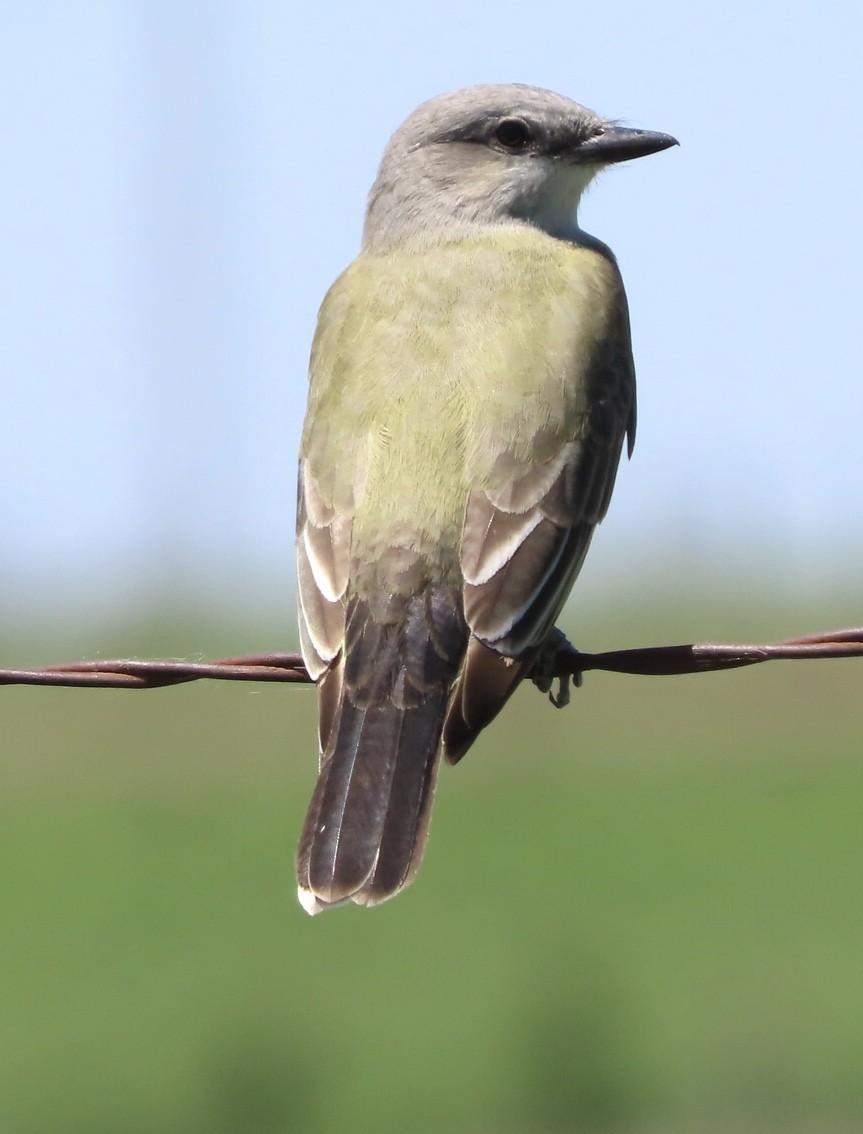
<box><xmin>2</xmin><ymin>628</ymin><xmax>862</xmax><ymax>690</ymax></box>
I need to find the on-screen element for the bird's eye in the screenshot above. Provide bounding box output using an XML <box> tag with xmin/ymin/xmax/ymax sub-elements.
<box><xmin>494</xmin><ymin>118</ymin><xmax>532</xmax><ymax>151</ymax></box>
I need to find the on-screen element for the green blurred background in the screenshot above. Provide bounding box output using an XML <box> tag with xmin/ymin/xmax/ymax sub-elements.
<box><xmin>3</xmin><ymin>592</ymin><xmax>861</xmax><ymax>1134</ymax></box>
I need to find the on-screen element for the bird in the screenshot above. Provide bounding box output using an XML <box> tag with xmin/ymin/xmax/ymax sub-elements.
<box><xmin>295</xmin><ymin>83</ymin><xmax>677</xmax><ymax>914</ymax></box>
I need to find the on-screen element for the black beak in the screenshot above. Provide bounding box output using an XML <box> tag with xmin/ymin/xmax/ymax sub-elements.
<box><xmin>577</xmin><ymin>125</ymin><xmax>679</xmax><ymax>164</ymax></box>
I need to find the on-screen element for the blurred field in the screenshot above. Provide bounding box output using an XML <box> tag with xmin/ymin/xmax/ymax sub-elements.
<box><xmin>2</xmin><ymin>598</ymin><xmax>862</xmax><ymax>1133</ymax></box>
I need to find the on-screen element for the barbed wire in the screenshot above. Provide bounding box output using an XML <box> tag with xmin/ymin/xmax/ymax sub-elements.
<box><xmin>2</xmin><ymin>627</ymin><xmax>861</xmax><ymax>690</ymax></box>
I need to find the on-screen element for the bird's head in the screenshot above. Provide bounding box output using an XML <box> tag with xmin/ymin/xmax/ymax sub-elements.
<box><xmin>363</xmin><ymin>84</ymin><xmax>677</xmax><ymax>250</ymax></box>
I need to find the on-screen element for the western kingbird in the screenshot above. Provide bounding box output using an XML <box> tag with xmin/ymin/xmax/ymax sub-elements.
<box><xmin>296</xmin><ymin>84</ymin><xmax>676</xmax><ymax>914</ymax></box>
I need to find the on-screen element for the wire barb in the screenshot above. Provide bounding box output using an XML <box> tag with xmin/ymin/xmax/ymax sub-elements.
<box><xmin>2</xmin><ymin>628</ymin><xmax>862</xmax><ymax>690</ymax></box>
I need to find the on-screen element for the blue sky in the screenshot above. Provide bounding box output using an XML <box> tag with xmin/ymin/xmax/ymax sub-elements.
<box><xmin>2</xmin><ymin>1</ymin><xmax>862</xmax><ymax>631</ymax></box>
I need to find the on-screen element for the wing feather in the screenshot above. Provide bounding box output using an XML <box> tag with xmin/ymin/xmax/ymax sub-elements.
<box><xmin>445</xmin><ymin>298</ymin><xmax>636</xmax><ymax>756</ymax></box>
<box><xmin>296</xmin><ymin>460</ymin><xmax>352</xmax><ymax>680</ymax></box>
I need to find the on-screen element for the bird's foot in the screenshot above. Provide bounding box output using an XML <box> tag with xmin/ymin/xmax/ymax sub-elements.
<box><xmin>530</xmin><ymin>628</ymin><xmax>583</xmax><ymax>709</ymax></box>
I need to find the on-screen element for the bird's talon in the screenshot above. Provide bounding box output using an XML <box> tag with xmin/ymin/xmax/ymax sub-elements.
<box><xmin>531</xmin><ymin>629</ymin><xmax>583</xmax><ymax>708</ymax></box>
<box><xmin>549</xmin><ymin>673</ymin><xmax>571</xmax><ymax>708</ymax></box>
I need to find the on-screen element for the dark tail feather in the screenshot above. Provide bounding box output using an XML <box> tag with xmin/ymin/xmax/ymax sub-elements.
<box><xmin>296</xmin><ymin>690</ymin><xmax>447</xmax><ymax>914</ymax></box>
<box><xmin>297</xmin><ymin>585</ymin><xmax>466</xmax><ymax>915</ymax></box>
<box><xmin>361</xmin><ymin>694</ymin><xmax>446</xmax><ymax>903</ymax></box>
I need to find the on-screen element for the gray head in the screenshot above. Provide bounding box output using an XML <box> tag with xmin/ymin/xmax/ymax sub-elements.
<box><xmin>362</xmin><ymin>84</ymin><xmax>677</xmax><ymax>252</ymax></box>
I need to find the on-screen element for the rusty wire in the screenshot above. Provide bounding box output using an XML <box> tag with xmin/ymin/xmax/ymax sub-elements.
<box><xmin>2</xmin><ymin>627</ymin><xmax>862</xmax><ymax>690</ymax></box>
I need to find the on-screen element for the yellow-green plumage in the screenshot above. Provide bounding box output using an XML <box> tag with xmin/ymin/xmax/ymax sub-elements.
<box><xmin>302</xmin><ymin>228</ymin><xmax>630</xmax><ymax>592</ymax></box>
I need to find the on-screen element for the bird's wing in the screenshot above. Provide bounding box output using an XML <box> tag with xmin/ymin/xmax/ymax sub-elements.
<box><xmin>296</xmin><ymin>461</ymin><xmax>350</xmax><ymax>676</ymax></box>
<box><xmin>295</xmin><ymin>267</ymin><xmax>365</xmax><ymax>763</ymax></box>
<box><xmin>442</xmin><ymin>277</ymin><xmax>636</xmax><ymax>762</ymax></box>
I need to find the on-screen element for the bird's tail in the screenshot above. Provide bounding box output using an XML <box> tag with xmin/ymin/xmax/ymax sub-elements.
<box><xmin>296</xmin><ymin>587</ymin><xmax>465</xmax><ymax>914</ymax></box>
